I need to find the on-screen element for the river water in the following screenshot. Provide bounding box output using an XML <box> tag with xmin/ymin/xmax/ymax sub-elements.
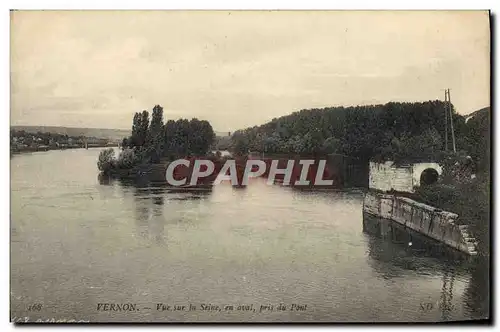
<box><xmin>10</xmin><ymin>148</ymin><xmax>489</xmax><ymax>322</ymax></box>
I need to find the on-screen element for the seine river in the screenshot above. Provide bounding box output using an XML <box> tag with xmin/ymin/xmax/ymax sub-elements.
<box><xmin>10</xmin><ymin>148</ymin><xmax>489</xmax><ymax>322</ymax></box>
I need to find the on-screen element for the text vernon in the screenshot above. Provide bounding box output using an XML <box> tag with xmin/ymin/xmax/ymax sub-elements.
<box><xmin>96</xmin><ymin>303</ymin><xmax>139</xmax><ymax>312</ymax></box>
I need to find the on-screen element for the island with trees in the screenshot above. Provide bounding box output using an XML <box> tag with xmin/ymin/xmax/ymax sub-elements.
<box><xmin>97</xmin><ymin>105</ymin><xmax>220</xmax><ymax>185</ymax></box>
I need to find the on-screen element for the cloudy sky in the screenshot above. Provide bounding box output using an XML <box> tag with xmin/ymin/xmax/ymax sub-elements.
<box><xmin>11</xmin><ymin>11</ymin><xmax>490</xmax><ymax>131</ymax></box>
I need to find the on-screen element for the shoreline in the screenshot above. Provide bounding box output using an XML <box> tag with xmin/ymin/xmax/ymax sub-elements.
<box><xmin>11</xmin><ymin>145</ymin><xmax>117</xmax><ymax>155</ymax></box>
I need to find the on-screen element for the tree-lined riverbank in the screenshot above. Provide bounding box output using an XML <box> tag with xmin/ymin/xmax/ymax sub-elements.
<box><xmin>227</xmin><ymin>102</ymin><xmax>490</xmax><ymax>257</ymax></box>
<box><xmin>10</xmin><ymin>129</ymin><xmax>116</xmax><ymax>154</ymax></box>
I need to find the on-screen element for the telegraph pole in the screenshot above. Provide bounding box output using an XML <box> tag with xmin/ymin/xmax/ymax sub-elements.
<box><xmin>444</xmin><ymin>89</ymin><xmax>448</xmax><ymax>151</ymax></box>
<box><xmin>447</xmin><ymin>89</ymin><xmax>457</xmax><ymax>153</ymax></box>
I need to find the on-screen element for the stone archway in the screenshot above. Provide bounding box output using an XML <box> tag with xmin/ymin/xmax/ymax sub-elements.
<box><xmin>420</xmin><ymin>168</ymin><xmax>439</xmax><ymax>186</ymax></box>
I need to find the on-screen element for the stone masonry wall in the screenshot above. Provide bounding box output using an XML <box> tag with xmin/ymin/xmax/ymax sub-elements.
<box><xmin>369</xmin><ymin>161</ymin><xmax>443</xmax><ymax>193</ymax></box>
<box><xmin>363</xmin><ymin>191</ymin><xmax>477</xmax><ymax>255</ymax></box>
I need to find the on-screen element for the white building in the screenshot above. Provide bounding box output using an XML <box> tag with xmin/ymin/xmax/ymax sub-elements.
<box><xmin>369</xmin><ymin>161</ymin><xmax>442</xmax><ymax>193</ymax></box>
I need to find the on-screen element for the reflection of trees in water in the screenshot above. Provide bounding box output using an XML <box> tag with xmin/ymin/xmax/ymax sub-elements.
<box><xmin>112</xmin><ymin>177</ymin><xmax>214</xmax><ymax>246</ymax></box>
<box><xmin>132</xmin><ymin>182</ymin><xmax>167</xmax><ymax>245</ymax></box>
<box><xmin>97</xmin><ymin>173</ymin><xmax>112</xmax><ymax>185</ymax></box>
<box><xmin>364</xmin><ymin>229</ymin><xmax>409</xmax><ymax>280</ymax></box>
<box><xmin>134</xmin><ymin>185</ymin><xmax>154</xmax><ymax>240</ymax></box>
<box><xmin>150</xmin><ymin>193</ymin><xmax>165</xmax><ymax>245</ymax></box>
<box><xmin>462</xmin><ymin>257</ymin><xmax>490</xmax><ymax>320</ymax></box>
<box><xmin>363</xmin><ymin>213</ymin><xmax>421</xmax><ymax>279</ymax></box>
<box><xmin>439</xmin><ymin>269</ymin><xmax>455</xmax><ymax>321</ymax></box>
<box><xmin>363</xmin><ymin>213</ymin><xmax>467</xmax><ymax>271</ymax></box>
<box><xmin>97</xmin><ymin>173</ymin><xmax>122</xmax><ymax>201</ymax></box>
<box><xmin>434</xmin><ymin>261</ymin><xmax>490</xmax><ymax>322</ymax></box>
<box><xmin>363</xmin><ymin>213</ymin><xmax>490</xmax><ymax>321</ymax></box>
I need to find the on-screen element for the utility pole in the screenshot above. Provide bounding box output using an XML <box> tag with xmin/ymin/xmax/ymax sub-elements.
<box><xmin>447</xmin><ymin>89</ymin><xmax>457</xmax><ymax>153</ymax></box>
<box><xmin>444</xmin><ymin>89</ymin><xmax>448</xmax><ymax>151</ymax></box>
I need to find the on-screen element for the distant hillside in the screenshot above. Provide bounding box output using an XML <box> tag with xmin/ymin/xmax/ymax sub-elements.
<box><xmin>11</xmin><ymin>126</ymin><xmax>130</xmax><ymax>142</ymax></box>
<box><xmin>465</xmin><ymin>107</ymin><xmax>489</xmax><ymax>123</ymax></box>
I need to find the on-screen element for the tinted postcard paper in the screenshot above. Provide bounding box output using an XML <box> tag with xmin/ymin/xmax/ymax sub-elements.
<box><xmin>10</xmin><ymin>10</ymin><xmax>490</xmax><ymax>323</ymax></box>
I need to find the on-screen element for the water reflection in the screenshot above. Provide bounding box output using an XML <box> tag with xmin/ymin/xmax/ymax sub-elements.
<box><xmin>362</xmin><ymin>212</ymin><xmax>489</xmax><ymax>321</ymax></box>
<box><xmin>439</xmin><ymin>269</ymin><xmax>455</xmax><ymax>321</ymax></box>
<box><xmin>364</xmin><ymin>219</ymin><xmax>416</xmax><ymax>280</ymax></box>
<box><xmin>363</xmin><ymin>212</ymin><xmax>468</xmax><ymax>263</ymax></box>
<box><xmin>462</xmin><ymin>256</ymin><xmax>490</xmax><ymax>320</ymax></box>
<box><xmin>108</xmin><ymin>176</ymin><xmax>214</xmax><ymax>245</ymax></box>
<box><xmin>151</xmin><ymin>193</ymin><xmax>165</xmax><ymax>245</ymax></box>
<box><xmin>97</xmin><ymin>173</ymin><xmax>112</xmax><ymax>185</ymax></box>
<box><xmin>132</xmin><ymin>183</ymin><xmax>165</xmax><ymax>244</ymax></box>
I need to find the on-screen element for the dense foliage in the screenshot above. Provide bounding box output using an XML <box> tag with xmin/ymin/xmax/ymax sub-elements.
<box><xmin>408</xmin><ymin>167</ymin><xmax>490</xmax><ymax>256</ymax></box>
<box><xmin>10</xmin><ymin>129</ymin><xmax>110</xmax><ymax>152</ymax></box>
<box><xmin>213</xmin><ymin>135</ymin><xmax>231</xmax><ymax>151</ymax></box>
<box><xmin>11</xmin><ymin>130</ymin><xmax>75</xmax><ymax>146</ymax></box>
<box><xmin>98</xmin><ymin>104</ymin><xmax>216</xmax><ymax>173</ymax></box>
<box><xmin>97</xmin><ymin>148</ymin><xmax>116</xmax><ymax>173</ymax></box>
<box><xmin>460</xmin><ymin>107</ymin><xmax>490</xmax><ymax>173</ymax></box>
<box><xmin>230</xmin><ymin>100</ymin><xmax>482</xmax><ymax>164</ymax></box>
<box><xmin>415</xmin><ymin>107</ymin><xmax>490</xmax><ymax>256</ymax></box>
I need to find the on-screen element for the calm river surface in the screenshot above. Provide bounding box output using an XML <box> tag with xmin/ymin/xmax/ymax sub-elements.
<box><xmin>10</xmin><ymin>148</ymin><xmax>489</xmax><ymax>322</ymax></box>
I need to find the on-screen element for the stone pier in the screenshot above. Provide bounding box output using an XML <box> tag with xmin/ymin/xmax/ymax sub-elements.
<box><xmin>363</xmin><ymin>191</ymin><xmax>478</xmax><ymax>256</ymax></box>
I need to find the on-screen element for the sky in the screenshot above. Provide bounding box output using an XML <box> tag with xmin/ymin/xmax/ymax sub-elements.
<box><xmin>11</xmin><ymin>11</ymin><xmax>490</xmax><ymax>132</ymax></box>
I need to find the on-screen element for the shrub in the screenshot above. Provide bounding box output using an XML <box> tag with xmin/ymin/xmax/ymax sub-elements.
<box><xmin>97</xmin><ymin>148</ymin><xmax>116</xmax><ymax>174</ymax></box>
<box><xmin>116</xmin><ymin>148</ymin><xmax>137</xmax><ymax>169</ymax></box>
<box><xmin>410</xmin><ymin>177</ymin><xmax>490</xmax><ymax>256</ymax></box>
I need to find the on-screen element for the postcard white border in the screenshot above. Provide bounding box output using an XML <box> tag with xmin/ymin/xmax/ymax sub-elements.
<box><xmin>2</xmin><ymin>1</ymin><xmax>497</xmax><ymax>331</ymax></box>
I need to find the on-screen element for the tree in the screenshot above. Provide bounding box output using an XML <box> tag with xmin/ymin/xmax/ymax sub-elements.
<box><xmin>214</xmin><ymin>136</ymin><xmax>231</xmax><ymax>151</ymax></box>
<box><xmin>121</xmin><ymin>137</ymin><xmax>129</xmax><ymax>150</ymax></box>
<box><xmin>159</xmin><ymin>117</ymin><xmax>215</xmax><ymax>159</ymax></box>
<box><xmin>146</xmin><ymin>105</ymin><xmax>165</xmax><ymax>163</ymax></box>
<box><xmin>263</xmin><ymin>133</ymin><xmax>281</xmax><ymax>154</ymax></box>
<box><xmin>188</xmin><ymin>118</ymin><xmax>205</xmax><ymax>155</ymax></box>
<box><xmin>227</xmin><ymin>100</ymin><xmax>465</xmax><ymax>163</ymax></box>
<box><xmin>116</xmin><ymin>148</ymin><xmax>136</xmax><ymax>169</ymax></box>
<box><xmin>231</xmin><ymin>131</ymin><xmax>249</xmax><ymax>156</ymax></box>
<box><xmin>197</xmin><ymin>119</ymin><xmax>216</xmax><ymax>154</ymax></box>
<box><xmin>97</xmin><ymin>148</ymin><xmax>116</xmax><ymax>174</ymax></box>
<box><xmin>464</xmin><ymin>108</ymin><xmax>490</xmax><ymax>173</ymax></box>
<box><xmin>322</xmin><ymin>137</ymin><xmax>341</xmax><ymax>154</ymax></box>
<box><xmin>412</xmin><ymin>128</ymin><xmax>443</xmax><ymax>156</ymax></box>
<box><xmin>130</xmin><ymin>112</ymin><xmax>141</xmax><ymax>148</ymax></box>
<box><xmin>163</xmin><ymin>119</ymin><xmax>177</xmax><ymax>158</ymax></box>
<box><xmin>150</xmin><ymin>105</ymin><xmax>164</xmax><ymax>138</ymax></box>
<box><xmin>139</xmin><ymin>110</ymin><xmax>150</xmax><ymax>147</ymax></box>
